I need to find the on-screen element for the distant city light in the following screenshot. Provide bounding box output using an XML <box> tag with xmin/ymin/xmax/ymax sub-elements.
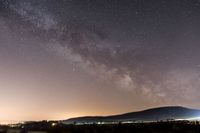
<box><xmin>186</xmin><ymin>117</ymin><xmax>200</xmax><ymax>121</ymax></box>
<box><xmin>51</xmin><ymin>123</ymin><xmax>57</xmax><ymax>127</ymax></box>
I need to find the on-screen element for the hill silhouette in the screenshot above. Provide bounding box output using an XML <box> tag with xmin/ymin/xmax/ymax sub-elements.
<box><xmin>62</xmin><ymin>106</ymin><xmax>200</xmax><ymax>124</ymax></box>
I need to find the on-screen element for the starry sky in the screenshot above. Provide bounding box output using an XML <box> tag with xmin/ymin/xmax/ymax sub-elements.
<box><xmin>0</xmin><ymin>0</ymin><xmax>200</xmax><ymax>123</ymax></box>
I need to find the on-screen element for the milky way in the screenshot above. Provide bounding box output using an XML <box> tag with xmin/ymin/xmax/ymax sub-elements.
<box><xmin>0</xmin><ymin>0</ymin><xmax>200</xmax><ymax>122</ymax></box>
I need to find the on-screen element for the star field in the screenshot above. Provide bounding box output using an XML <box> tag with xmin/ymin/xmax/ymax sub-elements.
<box><xmin>0</xmin><ymin>0</ymin><xmax>200</xmax><ymax>123</ymax></box>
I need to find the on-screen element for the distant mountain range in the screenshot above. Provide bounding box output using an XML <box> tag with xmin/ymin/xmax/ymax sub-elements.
<box><xmin>62</xmin><ymin>106</ymin><xmax>200</xmax><ymax>124</ymax></box>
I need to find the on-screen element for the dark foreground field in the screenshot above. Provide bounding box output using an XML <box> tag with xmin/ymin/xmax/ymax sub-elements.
<box><xmin>3</xmin><ymin>121</ymin><xmax>200</xmax><ymax>133</ymax></box>
<box><xmin>53</xmin><ymin>122</ymin><xmax>200</xmax><ymax>133</ymax></box>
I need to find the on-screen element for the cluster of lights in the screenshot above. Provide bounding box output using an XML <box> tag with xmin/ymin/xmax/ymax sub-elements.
<box><xmin>186</xmin><ymin>117</ymin><xmax>200</xmax><ymax>121</ymax></box>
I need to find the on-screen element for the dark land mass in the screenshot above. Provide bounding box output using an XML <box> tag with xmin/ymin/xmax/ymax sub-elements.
<box><xmin>1</xmin><ymin>106</ymin><xmax>200</xmax><ymax>133</ymax></box>
<box><xmin>63</xmin><ymin>106</ymin><xmax>200</xmax><ymax>124</ymax></box>
<box><xmin>1</xmin><ymin>120</ymin><xmax>200</xmax><ymax>133</ymax></box>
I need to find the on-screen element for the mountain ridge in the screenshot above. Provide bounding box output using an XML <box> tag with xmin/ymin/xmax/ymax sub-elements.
<box><xmin>62</xmin><ymin>106</ymin><xmax>200</xmax><ymax>124</ymax></box>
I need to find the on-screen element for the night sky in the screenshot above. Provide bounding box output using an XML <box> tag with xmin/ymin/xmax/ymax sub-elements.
<box><xmin>0</xmin><ymin>0</ymin><xmax>200</xmax><ymax>123</ymax></box>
